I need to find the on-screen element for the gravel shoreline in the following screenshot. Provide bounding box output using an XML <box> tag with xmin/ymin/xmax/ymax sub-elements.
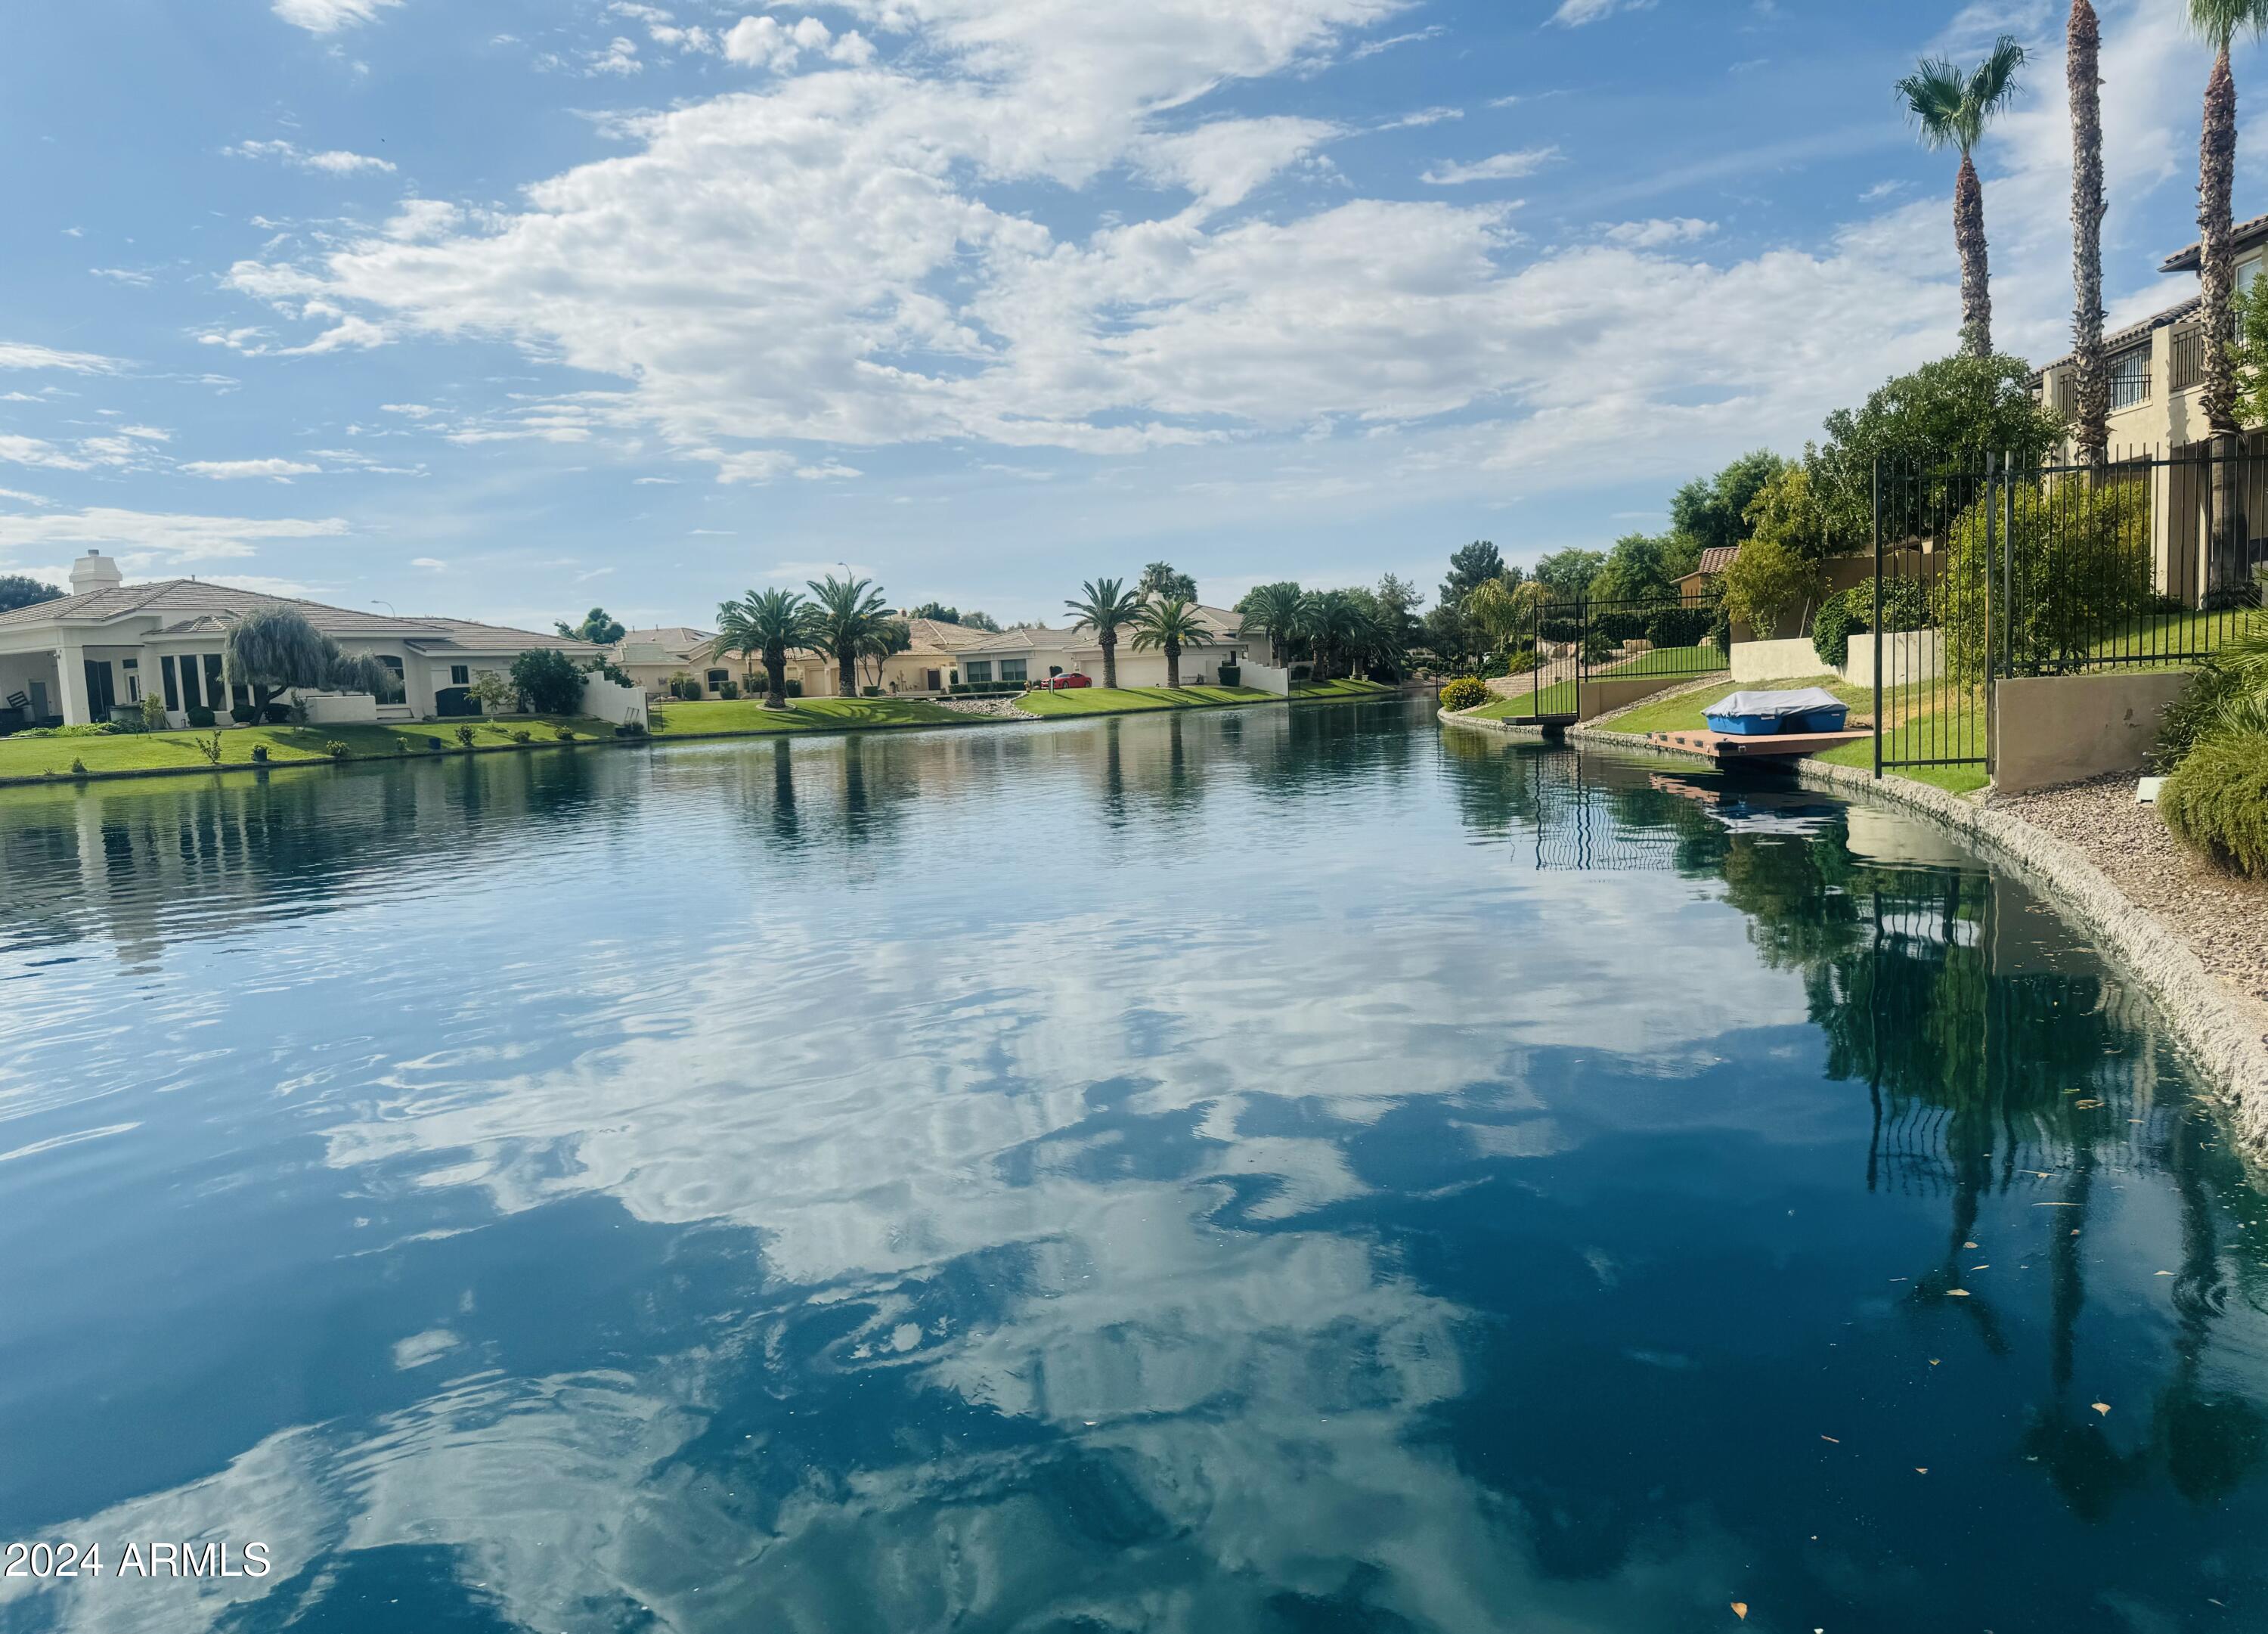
<box><xmin>1992</xmin><ymin>772</ymin><xmax>2268</xmax><ymax>1006</ymax></box>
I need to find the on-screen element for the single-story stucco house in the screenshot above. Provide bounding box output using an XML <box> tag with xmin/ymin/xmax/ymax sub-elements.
<box><xmin>0</xmin><ymin>551</ymin><xmax>604</xmax><ymax>728</ymax></box>
<box><xmin>613</xmin><ymin>626</ymin><xmax>719</xmax><ymax>696</ymax></box>
<box><xmin>952</xmin><ymin>606</ymin><xmax>1250</xmax><ymax>689</ymax></box>
<box><xmin>782</xmin><ymin>615</ymin><xmax>997</xmax><ymax>697</ymax></box>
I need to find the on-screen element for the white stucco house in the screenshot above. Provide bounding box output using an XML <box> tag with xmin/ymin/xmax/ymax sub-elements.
<box><xmin>0</xmin><ymin>552</ymin><xmax>604</xmax><ymax>728</ymax></box>
<box><xmin>953</xmin><ymin>606</ymin><xmax>1252</xmax><ymax>689</ymax></box>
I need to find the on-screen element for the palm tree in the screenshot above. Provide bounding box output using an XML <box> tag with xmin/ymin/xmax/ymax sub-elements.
<box><xmin>1131</xmin><ymin>596</ymin><xmax>1209</xmax><ymax>688</ymax></box>
<box><xmin>1896</xmin><ymin>36</ymin><xmax>2027</xmax><ymax>357</ymax></box>
<box><xmin>2070</xmin><ymin>1</ymin><xmax>2109</xmax><ymax>465</ymax></box>
<box><xmin>2189</xmin><ymin>0</ymin><xmax>2268</xmax><ymax>440</ymax></box>
<box><xmin>806</xmin><ymin>575</ymin><xmax>890</xmax><ymax>699</ymax></box>
<box><xmin>1064</xmin><ymin>577</ymin><xmax>1144</xmax><ymax>690</ymax></box>
<box><xmin>1238</xmin><ymin>581</ymin><xmax>1307</xmax><ymax>668</ymax></box>
<box><xmin>713</xmin><ymin>588</ymin><xmax>817</xmax><ymax>709</ymax></box>
<box><xmin>1299</xmin><ymin>589</ymin><xmax>1378</xmax><ymax>681</ymax></box>
<box><xmin>1465</xmin><ymin>575</ymin><xmax>1539</xmax><ymax>665</ymax></box>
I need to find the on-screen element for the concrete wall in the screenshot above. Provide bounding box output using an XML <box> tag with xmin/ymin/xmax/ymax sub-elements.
<box><xmin>298</xmin><ymin>692</ymin><xmax>379</xmax><ymax>724</ymax></box>
<box><xmin>1841</xmin><ymin>628</ymin><xmax>1943</xmax><ymax>688</ymax></box>
<box><xmin>1576</xmin><ymin>673</ymin><xmax>1690</xmax><ymax>721</ymax></box>
<box><xmin>580</xmin><ymin>674</ymin><xmax>649</xmax><ymax>727</ymax></box>
<box><xmin>1241</xmin><ymin>659</ymin><xmax>1293</xmax><ymax>696</ymax></box>
<box><xmin>1730</xmin><ymin>637</ymin><xmax>1830</xmax><ymax>684</ymax></box>
<box><xmin>1991</xmin><ymin>670</ymin><xmax>2193</xmax><ymax>795</ymax></box>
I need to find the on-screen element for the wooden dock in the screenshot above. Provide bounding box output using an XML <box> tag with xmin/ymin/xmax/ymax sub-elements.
<box><xmin>1644</xmin><ymin>726</ymin><xmax>1871</xmax><ymax>763</ymax></box>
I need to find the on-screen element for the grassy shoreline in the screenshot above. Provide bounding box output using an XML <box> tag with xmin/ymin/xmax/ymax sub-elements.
<box><xmin>0</xmin><ymin>681</ymin><xmax>1408</xmax><ymax>791</ymax></box>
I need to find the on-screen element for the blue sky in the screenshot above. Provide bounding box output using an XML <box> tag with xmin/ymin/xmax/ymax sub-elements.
<box><xmin>0</xmin><ymin>0</ymin><xmax>2255</xmax><ymax>630</ymax></box>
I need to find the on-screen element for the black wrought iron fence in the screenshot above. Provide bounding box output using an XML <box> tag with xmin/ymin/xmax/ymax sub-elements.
<box><xmin>1496</xmin><ymin>588</ymin><xmax>1730</xmax><ymax>722</ymax></box>
<box><xmin>1871</xmin><ymin>445</ymin><xmax>2266</xmax><ymax>778</ymax></box>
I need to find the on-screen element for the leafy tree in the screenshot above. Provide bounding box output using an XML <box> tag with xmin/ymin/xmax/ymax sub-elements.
<box><xmin>858</xmin><ymin>619</ymin><xmax>912</xmax><ymax>692</ymax></box>
<box><xmin>713</xmin><ymin>588</ymin><xmax>820</xmax><ymax>708</ymax></box>
<box><xmin>1741</xmin><ymin>463</ymin><xmax>1835</xmax><ymax>563</ymax></box>
<box><xmin>2068</xmin><ymin>1</ymin><xmax>2108</xmax><ymax>464</ymax></box>
<box><xmin>1238</xmin><ymin>581</ymin><xmax>1307</xmax><ymax>667</ymax></box>
<box><xmin>1532</xmin><ymin>547</ymin><xmax>1606</xmax><ymax>601</ymax></box>
<box><xmin>1722</xmin><ymin>534</ymin><xmax>1826</xmax><ymax>640</ymax></box>
<box><xmin>1938</xmin><ymin>479</ymin><xmax>2152</xmax><ymax>682</ymax></box>
<box><xmin>1064</xmin><ymin>577</ymin><xmax>1145</xmax><ymax>690</ymax></box>
<box><xmin>907</xmin><ymin>600</ymin><xmax>959</xmax><ymax>624</ymax></box>
<box><xmin>1591</xmin><ymin>532</ymin><xmax>1699</xmax><ymax>604</ymax></box>
<box><xmin>2187</xmin><ymin>0</ymin><xmax>2268</xmax><ymax>439</ymax></box>
<box><xmin>467</xmin><ymin>671</ymin><xmax>516</xmax><ymax>714</ymax></box>
<box><xmin>1669</xmin><ymin>450</ymin><xmax>1786</xmax><ymax>557</ymax></box>
<box><xmin>1369</xmin><ymin>574</ymin><xmax>1421</xmax><ymax>674</ymax></box>
<box><xmin>1131</xmin><ymin>596</ymin><xmax>1208</xmax><ymax>687</ymax></box>
<box><xmin>1896</xmin><ymin>35</ymin><xmax>2027</xmax><ymax>355</ymax></box>
<box><xmin>512</xmin><ymin>647</ymin><xmax>588</xmax><ymax>715</ymax></box>
<box><xmin>1418</xmin><ymin>597</ymin><xmax>1473</xmax><ymax>671</ymax></box>
<box><xmin>330</xmin><ymin>652</ymin><xmax>405</xmax><ymax>703</ymax></box>
<box><xmin>807</xmin><ymin>575</ymin><xmax>891</xmax><ymax>698</ymax></box>
<box><xmin>1138</xmin><ymin>562</ymin><xmax>1198</xmax><ymax>601</ymax></box>
<box><xmin>1440</xmin><ymin>541</ymin><xmax>1506</xmax><ymax>606</ymax></box>
<box><xmin>961</xmin><ymin>609</ymin><xmax>1002</xmax><ymax>632</ymax></box>
<box><xmin>222</xmin><ymin>608</ymin><xmax>339</xmax><ymax>716</ymax></box>
<box><xmin>0</xmin><ymin>574</ymin><xmax>61</xmax><ymax>614</ymax></box>
<box><xmin>556</xmin><ymin>606</ymin><xmax>626</xmax><ymax>645</ymax></box>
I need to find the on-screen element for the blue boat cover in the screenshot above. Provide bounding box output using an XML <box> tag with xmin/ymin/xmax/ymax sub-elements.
<box><xmin>1706</xmin><ymin>688</ymin><xmax>1844</xmax><ymax>721</ymax></box>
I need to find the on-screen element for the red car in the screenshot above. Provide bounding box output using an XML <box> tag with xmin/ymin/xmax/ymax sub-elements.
<box><xmin>1038</xmin><ymin>673</ymin><xmax>1092</xmax><ymax>690</ymax></box>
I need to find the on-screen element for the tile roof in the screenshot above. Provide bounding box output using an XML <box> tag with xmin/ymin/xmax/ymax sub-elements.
<box><xmin>618</xmin><ymin>626</ymin><xmax>714</xmax><ymax>653</ymax></box>
<box><xmin>0</xmin><ymin>578</ymin><xmax>600</xmax><ymax>657</ymax></box>
<box><xmin>2159</xmin><ymin>212</ymin><xmax>2268</xmax><ymax>272</ymax></box>
<box><xmin>2029</xmin><ymin>294</ymin><xmax>2200</xmax><ymax>380</ymax></box>
<box><xmin>1694</xmin><ymin>546</ymin><xmax>1740</xmax><ymax>575</ymax></box>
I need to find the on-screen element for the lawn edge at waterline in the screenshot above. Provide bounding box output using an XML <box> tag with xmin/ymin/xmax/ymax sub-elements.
<box><xmin>0</xmin><ymin>684</ymin><xmax>1409</xmax><ymax>792</ymax></box>
<box><xmin>1441</xmin><ymin>707</ymin><xmax>2268</xmax><ymax>1153</ymax></box>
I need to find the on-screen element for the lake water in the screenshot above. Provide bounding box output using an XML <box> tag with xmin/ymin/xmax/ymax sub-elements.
<box><xmin>2</xmin><ymin>699</ymin><xmax>2266</xmax><ymax>1633</ymax></box>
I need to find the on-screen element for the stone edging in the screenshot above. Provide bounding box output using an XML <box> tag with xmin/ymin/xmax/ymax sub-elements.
<box><xmin>1555</xmin><ymin>718</ymin><xmax>2268</xmax><ymax>1147</ymax></box>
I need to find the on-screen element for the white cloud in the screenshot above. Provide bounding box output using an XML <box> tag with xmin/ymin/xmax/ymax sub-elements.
<box><xmin>271</xmin><ymin>0</ymin><xmax>401</xmax><ymax>34</ymax></box>
<box><xmin>227</xmin><ymin>138</ymin><xmax>397</xmax><ymax>175</ymax></box>
<box><xmin>721</xmin><ymin>15</ymin><xmax>872</xmax><ymax>71</ymax></box>
<box><xmin>0</xmin><ymin>507</ymin><xmax>350</xmax><ymax>569</ymax></box>
<box><xmin>411</xmin><ymin>556</ymin><xmax>447</xmax><ymax>569</ymax></box>
<box><xmin>179</xmin><ymin>458</ymin><xmax>324</xmax><ymax>480</ymax></box>
<box><xmin>1549</xmin><ymin>0</ymin><xmax>1654</xmax><ymax>24</ymax></box>
<box><xmin>1601</xmin><ymin>217</ymin><xmax>1716</xmax><ymax>247</ymax></box>
<box><xmin>587</xmin><ymin>37</ymin><xmax>643</xmax><ymax>76</ymax></box>
<box><xmin>0</xmin><ymin>342</ymin><xmax>118</xmax><ymax>374</ymax></box>
<box><xmin>1420</xmin><ymin>147</ymin><xmax>1559</xmax><ymax>185</ymax></box>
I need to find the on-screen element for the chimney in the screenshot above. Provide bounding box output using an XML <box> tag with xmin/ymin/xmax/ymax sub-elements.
<box><xmin>70</xmin><ymin>550</ymin><xmax>123</xmax><ymax>596</ymax></box>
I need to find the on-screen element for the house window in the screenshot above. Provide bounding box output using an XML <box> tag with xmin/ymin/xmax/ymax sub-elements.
<box><xmin>161</xmin><ymin>656</ymin><xmax>181</xmax><ymax>712</ymax></box>
<box><xmin>122</xmin><ymin>659</ymin><xmax>140</xmax><ymax>704</ymax></box>
<box><xmin>380</xmin><ymin>656</ymin><xmax>404</xmax><ymax>679</ymax></box>
<box><xmin>2108</xmin><ymin>346</ymin><xmax>2151</xmax><ymax>411</ymax></box>
<box><xmin>203</xmin><ymin>655</ymin><xmax>225</xmax><ymax>707</ymax></box>
<box><xmin>706</xmin><ymin>669</ymin><xmax>728</xmax><ymax>688</ymax></box>
<box><xmin>451</xmin><ymin>665</ymin><xmax>470</xmax><ymax>687</ymax></box>
<box><xmin>965</xmin><ymin>659</ymin><xmax>993</xmax><ymax>684</ymax></box>
<box><xmin>999</xmin><ymin>659</ymin><xmax>1027</xmax><ymax>684</ymax></box>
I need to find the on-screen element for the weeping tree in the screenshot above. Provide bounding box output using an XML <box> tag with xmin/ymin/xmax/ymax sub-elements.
<box><xmin>223</xmin><ymin>608</ymin><xmax>339</xmax><ymax>718</ymax></box>
<box><xmin>330</xmin><ymin>651</ymin><xmax>405</xmax><ymax>705</ymax></box>
<box><xmin>1896</xmin><ymin>36</ymin><xmax>2028</xmax><ymax>357</ymax></box>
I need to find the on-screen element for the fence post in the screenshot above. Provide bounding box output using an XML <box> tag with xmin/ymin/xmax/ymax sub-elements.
<box><xmin>1872</xmin><ymin>455</ymin><xmax>1883</xmax><ymax>779</ymax></box>
<box><xmin>1983</xmin><ymin>451</ymin><xmax>1997</xmax><ymax>780</ymax></box>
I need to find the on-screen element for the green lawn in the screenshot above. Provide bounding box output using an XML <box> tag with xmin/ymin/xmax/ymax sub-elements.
<box><xmin>1592</xmin><ymin>673</ymin><xmax>1991</xmax><ymax>796</ymax></box>
<box><xmin>1594</xmin><ymin>643</ymin><xmax>1731</xmax><ymax>681</ymax></box>
<box><xmin>1290</xmin><ymin>678</ymin><xmax>1400</xmax><ymax>700</ymax></box>
<box><xmin>1471</xmin><ymin>680</ymin><xmax>1579</xmax><ymax>720</ymax></box>
<box><xmin>647</xmin><ymin>696</ymin><xmax>975</xmax><ymax>736</ymax></box>
<box><xmin>0</xmin><ymin>716</ymin><xmax>618</xmax><ymax>783</ymax></box>
<box><xmin>1016</xmin><ymin>685</ymin><xmax>1273</xmax><ymax>717</ymax></box>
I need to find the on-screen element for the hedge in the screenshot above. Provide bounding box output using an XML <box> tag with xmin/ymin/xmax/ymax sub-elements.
<box><xmin>2160</xmin><ymin>727</ymin><xmax>2268</xmax><ymax>876</ymax></box>
<box><xmin>1812</xmin><ymin>576</ymin><xmax>1928</xmax><ymax>669</ymax></box>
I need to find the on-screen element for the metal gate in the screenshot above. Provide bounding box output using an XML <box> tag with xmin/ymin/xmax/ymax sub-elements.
<box><xmin>1497</xmin><ymin>588</ymin><xmax>1729</xmax><ymax>724</ymax></box>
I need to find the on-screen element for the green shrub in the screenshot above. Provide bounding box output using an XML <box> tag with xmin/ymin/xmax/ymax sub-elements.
<box><xmin>511</xmin><ymin>647</ymin><xmax>587</xmax><ymax>715</ymax></box>
<box><xmin>718</xmin><ymin>681</ymin><xmax>741</xmax><ymax>700</ymax></box>
<box><xmin>1644</xmin><ymin>606</ymin><xmax>1712</xmax><ymax>649</ymax></box>
<box><xmin>1939</xmin><ymin>476</ymin><xmax>2152</xmax><ymax>681</ymax></box>
<box><xmin>615</xmin><ymin>720</ymin><xmax>647</xmax><ymax>738</ymax></box>
<box><xmin>324</xmin><ymin>739</ymin><xmax>351</xmax><ymax>761</ymax></box>
<box><xmin>186</xmin><ymin>705</ymin><xmax>215</xmax><ymax>729</ymax></box>
<box><xmin>455</xmin><ymin>724</ymin><xmax>477</xmax><ymax>748</ymax></box>
<box><xmin>231</xmin><ymin>705</ymin><xmax>259</xmax><ymax>726</ymax></box>
<box><xmin>69</xmin><ymin>757</ymin><xmax>87</xmax><ymax>778</ymax></box>
<box><xmin>17</xmin><ymin>722</ymin><xmax>120</xmax><ymax>739</ymax></box>
<box><xmin>1439</xmin><ymin>676</ymin><xmax>1491</xmax><ymax>712</ymax></box>
<box><xmin>554</xmin><ymin>725</ymin><xmax>575</xmax><ymax>741</ymax></box>
<box><xmin>509</xmin><ymin>727</ymin><xmax>532</xmax><ymax>744</ymax></box>
<box><xmin>1812</xmin><ymin>576</ymin><xmax>1929</xmax><ymax>669</ymax></box>
<box><xmin>862</xmin><ymin>685</ymin><xmax>882</xmax><ymax>698</ymax></box>
<box><xmin>2161</xmin><ymin>727</ymin><xmax>2268</xmax><ymax>876</ymax></box>
<box><xmin>139</xmin><ymin>694</ymin><xmax>169</xmax><ymax>733</ymax></box>
<box><xmin>194</xmin><ymin>732</ymin><xmax>223</xmax><ymax>765</ymax></box>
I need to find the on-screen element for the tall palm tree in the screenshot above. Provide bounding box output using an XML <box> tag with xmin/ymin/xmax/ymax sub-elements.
<box><xmin>1238</xmin><ymin>581</ymin><xmax>1307</xmax><ymax>668</ymax></box>
<box><xmin>806</xmin><ymin>575</ymin><xmax>890</xmax><ymax>699</ymax></box>
<box><xmin>2070</xmin><ymin>1</ymin><xmax>2110</xmax><ymax>464</ymax></box>
<box><xmin>1896</xmin><ymin>36</ymin><xmax>2028</xmax><ymax>357</ymax></box>
<box><xmin>1131</xmin><ymin>596</ymin><xmax>1209</xmax><ymax>689</ymax></box>
<box><xmin>712</xmin><ymin>588</ymin><xmax>818</xmax><ymax>709</ymax></box>
<box><xmin>1064</xmin><ymin>577</ymin><xmax>1144</xmax><ymax>690</ymax></box>
<box><xmin>2189</xmin><ymin>0</ymin><xmax>2268</xmax><ymax>440</ymax></box>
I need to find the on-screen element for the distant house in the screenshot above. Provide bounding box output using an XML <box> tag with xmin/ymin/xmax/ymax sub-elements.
<box><xmin>785</xmin><ymin>615</ymin><xmax>996</xmax><ymax>697</ymax></box>
<box><xmin>1673</xmin><ymin>545</ymin><xmax>1741</xmax><ymax>602</ymax></box>
<box><xmin>0</xmin><ymin>551</ymin><xmax>600</xmax><ymax>728</ymax></box>
<box><xmin>614</xmin><ymin>626</ymin><xmax>717</xmax><ymax>696</ymax></box>
<box><xmin>956</xmin><ymin>606</ymin><xmax>1250</xmax><ymax>689</ymax></box>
